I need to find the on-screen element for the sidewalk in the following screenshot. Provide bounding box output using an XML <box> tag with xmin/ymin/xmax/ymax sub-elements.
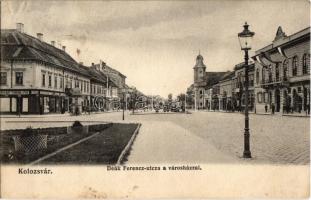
<box><xmin>126</xmin><ymin>121</ymin><xmax>238</xmax><ymax>164</ymax></box>
<box><xmin>0</xmin><ymin>110</ymin><xmax>123</xmax><ymax>119</ymax></box>
<box><xmin>191</xmin><ymin>109</ymin><xmax>310</xmax><ymax>118</ymax></box>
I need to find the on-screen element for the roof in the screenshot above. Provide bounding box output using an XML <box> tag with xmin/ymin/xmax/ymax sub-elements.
<box><xmin>193</xmin><ymin>54</ymin><xmax>206</xmax><ymax>69</ymax></box>
<box><xmin>219</xmin><ymin>71</ymin><xmax>235</xmax><ymax>82</ymax></box>
<box><xmin>205</xmin><ymin>71</ymin><xmax>227</xmax><ymax>87</ymax></box>
<box><xmin>1</xmin><ymin>29</ymin><xmax>90</xmax><ymax>77</ymax></box>
<box><xmin>234</xmin><ymin>62</ymin><xmax>255</xmax><ymax>71</ymax></box>
<box><xmin>81</xmin><ymin>65</ymin><xmax>117</xmax><ymax>87</ymax></box>
<box><xmin>254</xmin><ymin>26</ymin><xmax>310</xmax><ymax>56</ymax></box>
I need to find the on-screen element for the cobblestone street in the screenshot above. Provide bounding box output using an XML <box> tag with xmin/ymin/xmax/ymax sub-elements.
<box><xmin>1</xmin><ymin>111</ymin><xmax>309</xmax><ymax>164</ymax></box>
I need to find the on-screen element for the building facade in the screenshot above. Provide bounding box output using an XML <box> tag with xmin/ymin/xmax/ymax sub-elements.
<box><xmin>0</xmin><ymin>24</ymin><xmax>91</xmax><ymax>114</ymax></box>
<box><xmin>191</xmin><ymin>54</ymin><xmax>227</xmax><ymax>110</ymax></box>
<box><xmin>0</xmin><ymin>23</ymin><xmax>129</xmax><ymax>115</ymax></box>
<box><xmin>253</xmin><ymin>26</ymin><xmax>310</xmax><ymax>114</ymax></box>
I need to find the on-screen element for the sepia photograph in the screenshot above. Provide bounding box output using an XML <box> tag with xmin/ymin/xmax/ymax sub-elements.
<box><xmin>0</xmin><ymin>0</ymin><xmax>310</xmax><ymax>198</ymax></box>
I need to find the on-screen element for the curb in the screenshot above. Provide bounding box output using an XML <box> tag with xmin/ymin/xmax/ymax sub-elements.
<box><xmin>28</xmin><ymin>131</ymin><xmax>101</xmax><ymax>165</ymax></box>
<box><xmin>117</xmin><ymin>123</ymin><xmax>142</xmax><ymax>165</ymax></box>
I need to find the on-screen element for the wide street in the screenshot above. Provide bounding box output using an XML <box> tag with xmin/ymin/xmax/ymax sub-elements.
<box><xmin>1</xmin><ymin>111</ymin><xmax>309</xmax><ymax>165</ymax></box>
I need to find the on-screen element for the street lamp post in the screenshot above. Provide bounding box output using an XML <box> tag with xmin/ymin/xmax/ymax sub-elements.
<box><xmin>122</xmin><ymin>88</ymin><xmax>127</xmax><ymax>120</ymax></box>
<box><xmin>238</xmin><ymin>22</ymin><xmax>255</xmax><ymax>158</ymax></box>
<box><xmin>127</xmin><ymin>87</ymin><xmax>135</xmax><ymax>115</ymax></box>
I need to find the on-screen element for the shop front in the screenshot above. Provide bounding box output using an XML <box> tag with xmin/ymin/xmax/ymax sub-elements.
<box><xmin>0</xmin><ymin>90</ymin><xmax>66</xmax><ymax>115</ymax></box>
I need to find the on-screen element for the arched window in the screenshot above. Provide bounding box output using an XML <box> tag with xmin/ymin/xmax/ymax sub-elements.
<box><xmin>262</xmin><ymin>67</ymin><xmax>265</xmax><ymax>83</ymax></box>
<box><xmin>292</xmin><ymin>56</ymin><xmax>298</xmax><ymax>76</ymax></box>
<box><xmin>256</xmin><ymin>68</ymin><xmax>260</xmax><ymax>84</ymax></box>
<box><xmin>275</xmin><ymin>64</ymin><xmax>279</xmax><ymax>81</ymax></box>
<box><xmin>283</xmin><ymin>59</ymin><xmax>288</xmax><ymax>80</ymax></box>
<box><xmin>302</xmin><ymin>54</ymin><xmax>310</xmax><ymax>74</ymax></box>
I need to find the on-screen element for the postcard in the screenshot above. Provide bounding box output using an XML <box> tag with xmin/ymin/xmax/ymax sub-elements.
<box><xmin>0</xmin><ymin>0</ymin><xmax>310</xmax><ymax>198</ymax></box>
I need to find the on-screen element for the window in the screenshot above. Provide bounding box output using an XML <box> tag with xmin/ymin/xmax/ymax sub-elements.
<box><xmin>275</xmin><ymin>64</ymin><xmax>279</xmax><ymax>81</ymax></box>
<box><xmin>283</xmin><ymin>59</ymin><xmax>288</xmax><ymax>79</ymax></box>
<box><xmin>0</xmin><ymin>72</ymin><xmax>7</xmax><ymax>85</ymax></box>
<box><xmin>262</xmin><ymin>68</ymin><xmax>265</xmax><ymax>83</ymax></box>
<box><xmin>302</xmin><ymin>54</ymin><xmax>310</xmax><ymax>74</ymax></box>
<box><xmin>15</xmin><ymin>72</ymin><xmax>23</xmax><ymax>85</ymax></box>
<box><xmin>268</xmin><ymin>65</ymin><xmax>272</xmax><ymax>82</ymax></box>
<box><xmin>256</xmin><ymin>68</ymin><xmax>259</xmax><ymax>84</ymax></box>
<box><xmin>42</xmin><ymin>73</ymin><xmax>46</xmax><ymax>87</ymax></box>
<box><xmin>257</xmin><ymin>92</ymin><xmax>263</xmax><ymax>103</ymax></box>
<box><xmin>60</xmin><ymin>77</ymin><xmax>63</xmax><ymax>88</ymax></box>
<box><xmin>292</xmin><ymin>56</ymin><xmax>298</xmax><ymax>76</ymax></box>
<box><xmin>48</xmin><ymin>75</ymin><xmax>52</xmax><ymax>87</ymax></box>
<box><xmin>54</xmin><ymin>75</ymin><xmax>57</xmax><ymax>88</ymax></box>
<box><xmin>249</xmin><ymin>75</ymin><xmax>254</xmax><ymax>86</ymax></box>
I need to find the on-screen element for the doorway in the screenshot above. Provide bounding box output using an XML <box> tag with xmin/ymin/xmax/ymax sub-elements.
<box><xmin>275</xmin><ymin>89</ymin><xmax>280</xmax><ymax>112</ymax></box>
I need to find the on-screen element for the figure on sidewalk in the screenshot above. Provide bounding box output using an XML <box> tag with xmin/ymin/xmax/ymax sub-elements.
<box><xmin>265</xmin><ymin>103</ymin><xmax>268</xmax><ymax>113</ymax></box>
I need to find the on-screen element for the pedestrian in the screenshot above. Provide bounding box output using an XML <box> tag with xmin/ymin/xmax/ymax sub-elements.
<box><xmin>271</xmin><ymin>103</ymin><xmax>275</xmax><ymax>115</ymax></box>
<box><xmin>265</xmin><ymin>103</ymin><xmax>268</xmax><ymax>113</ymax></box>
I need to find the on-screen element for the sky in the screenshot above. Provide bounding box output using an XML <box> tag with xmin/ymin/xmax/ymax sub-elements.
<box><xmin>2</xmin><ymin>0</ymin><xmax>310</xmax><ymax>97</ymax></box>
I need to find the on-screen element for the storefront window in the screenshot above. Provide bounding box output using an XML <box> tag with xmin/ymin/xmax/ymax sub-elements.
<box><xmin>15</xmin><ymin>72</ymin><xmax>23</xmax><ymax>85</ymax></box>
<box><xmin>0</xmin><ymin>72</ymin><xmax>7</xmax><ymax>85</ymax></box>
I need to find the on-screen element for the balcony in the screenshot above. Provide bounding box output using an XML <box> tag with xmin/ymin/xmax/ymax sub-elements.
<box><xmin>260</xmin><ymin>76</ymin><xmax>289</xmax><ymax>89</ymax></box>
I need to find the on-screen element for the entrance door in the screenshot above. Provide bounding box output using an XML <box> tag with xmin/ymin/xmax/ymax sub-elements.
<box><xmin>275</xmin><ymin>89</ymin><xmax>280</xmax><ymax>112</ymax></box>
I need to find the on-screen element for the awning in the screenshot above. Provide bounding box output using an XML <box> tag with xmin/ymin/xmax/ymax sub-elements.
<box><xmin>65</xmin><ymin>88</ymin><xmax>82</xmax><ymax>97</ymax></box>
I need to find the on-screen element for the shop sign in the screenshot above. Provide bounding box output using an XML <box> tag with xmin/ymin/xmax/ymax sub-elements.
<box><xmin>0</xmin><ymin>91</ymin><xmax>9</xmax><ymax>96</ymax></box>
<box><xmin>10</xmin><ymin>91</ymin><xmax>29</xmax><ymax>95</ymax></box>
<box><xmin>40</xmin><ymin>91</ymin><xmax>54</xmax><ymax>95</ymax></box>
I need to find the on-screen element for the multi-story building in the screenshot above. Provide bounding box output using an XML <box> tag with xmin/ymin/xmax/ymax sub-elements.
<box><xmin>0</xmin><ymin>23</ymin><xmax>91</xmax><ymax>114</ymax></box>
<box><xmin>218</xmin><ymin>71</ymin><xmax>235</xmax><ymax>111</ymax></box>
<box><xmin>253</xmin><ymin>26</ymin><xmax>310</xmax><ymax>114</ymax></box>
<box><xmin>191</xmin><ymin>54</ymin><xmax>226</xmax><ymax>109</ymax></box>
<box><xmin>231</xmin><ymin>62</ymin><xmax>255</xmax><ymax>112</ymax></box>
<box><xmin>91</xmin><ymin>61</ymin><xmax>126</xmax><ymax>98</ymax></box>
<box><xmin>0</xmin><ymin>23</ymin><xmax>130</xmax><ymax>115</ymax></box>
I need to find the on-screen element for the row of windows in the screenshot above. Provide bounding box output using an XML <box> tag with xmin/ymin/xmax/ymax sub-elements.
<box><xmin>0</xmin><ymin>71</ymin><xmax>118</xmax><ymax>97</ymax></box>
<box><xmin>42</xmin><ymin>73</ymin><xmax>63</xmax><ymax>89</ymax></box>
<box><xmin>256</xmin><ymin>53</ymin><xmax>310</xmax><ymax>83</ymax></box>
<box><xmin>0</xmin><ymin>72</ymin><xmax>23</xmax><ymax>85</ymax></box>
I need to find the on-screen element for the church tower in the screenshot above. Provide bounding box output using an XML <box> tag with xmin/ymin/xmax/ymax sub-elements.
<box><xmin>193</xmin><ymin>53</ymin><xmax>207</xmax><ymax>110</ymax></box>
<box><xmin>193</xmin><ymin>53</ymin><xmax>206</xmax><ymax>85</ymax></box>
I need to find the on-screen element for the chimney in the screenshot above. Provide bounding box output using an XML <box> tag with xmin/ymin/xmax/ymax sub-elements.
<box><xmin>16</xmin><ymin>23</ymin><xmax>24</xmax><ymax>33</ymax></box>
<box><xmin>91</xmin><ymin>63</ymin><xmax>94</xmax><ymax>66</ymax></box>
<box><xmin>51</xmin><ymin>41</ymin><xmax>55</xmax><ymax>46</ymax></box>
<box><xmin>62</xmin><ymin>46</ymin><xmax>66</xmax><ymax>51</ymax></box>
<box><xmin>37</xmin><ymin>33</ymin><xmax>43</xmax><ymax>41</ymax></box>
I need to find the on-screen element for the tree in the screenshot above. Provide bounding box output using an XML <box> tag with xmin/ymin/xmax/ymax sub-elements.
<box><xmin>168</xmin><ymin>93</ymin><xmax>173</xmax><ymax>101</ymax></box>
<box><xmin>177</xmin><ymin>93</ymin><xmax>186</xmax><ymax>102</ymax></box>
